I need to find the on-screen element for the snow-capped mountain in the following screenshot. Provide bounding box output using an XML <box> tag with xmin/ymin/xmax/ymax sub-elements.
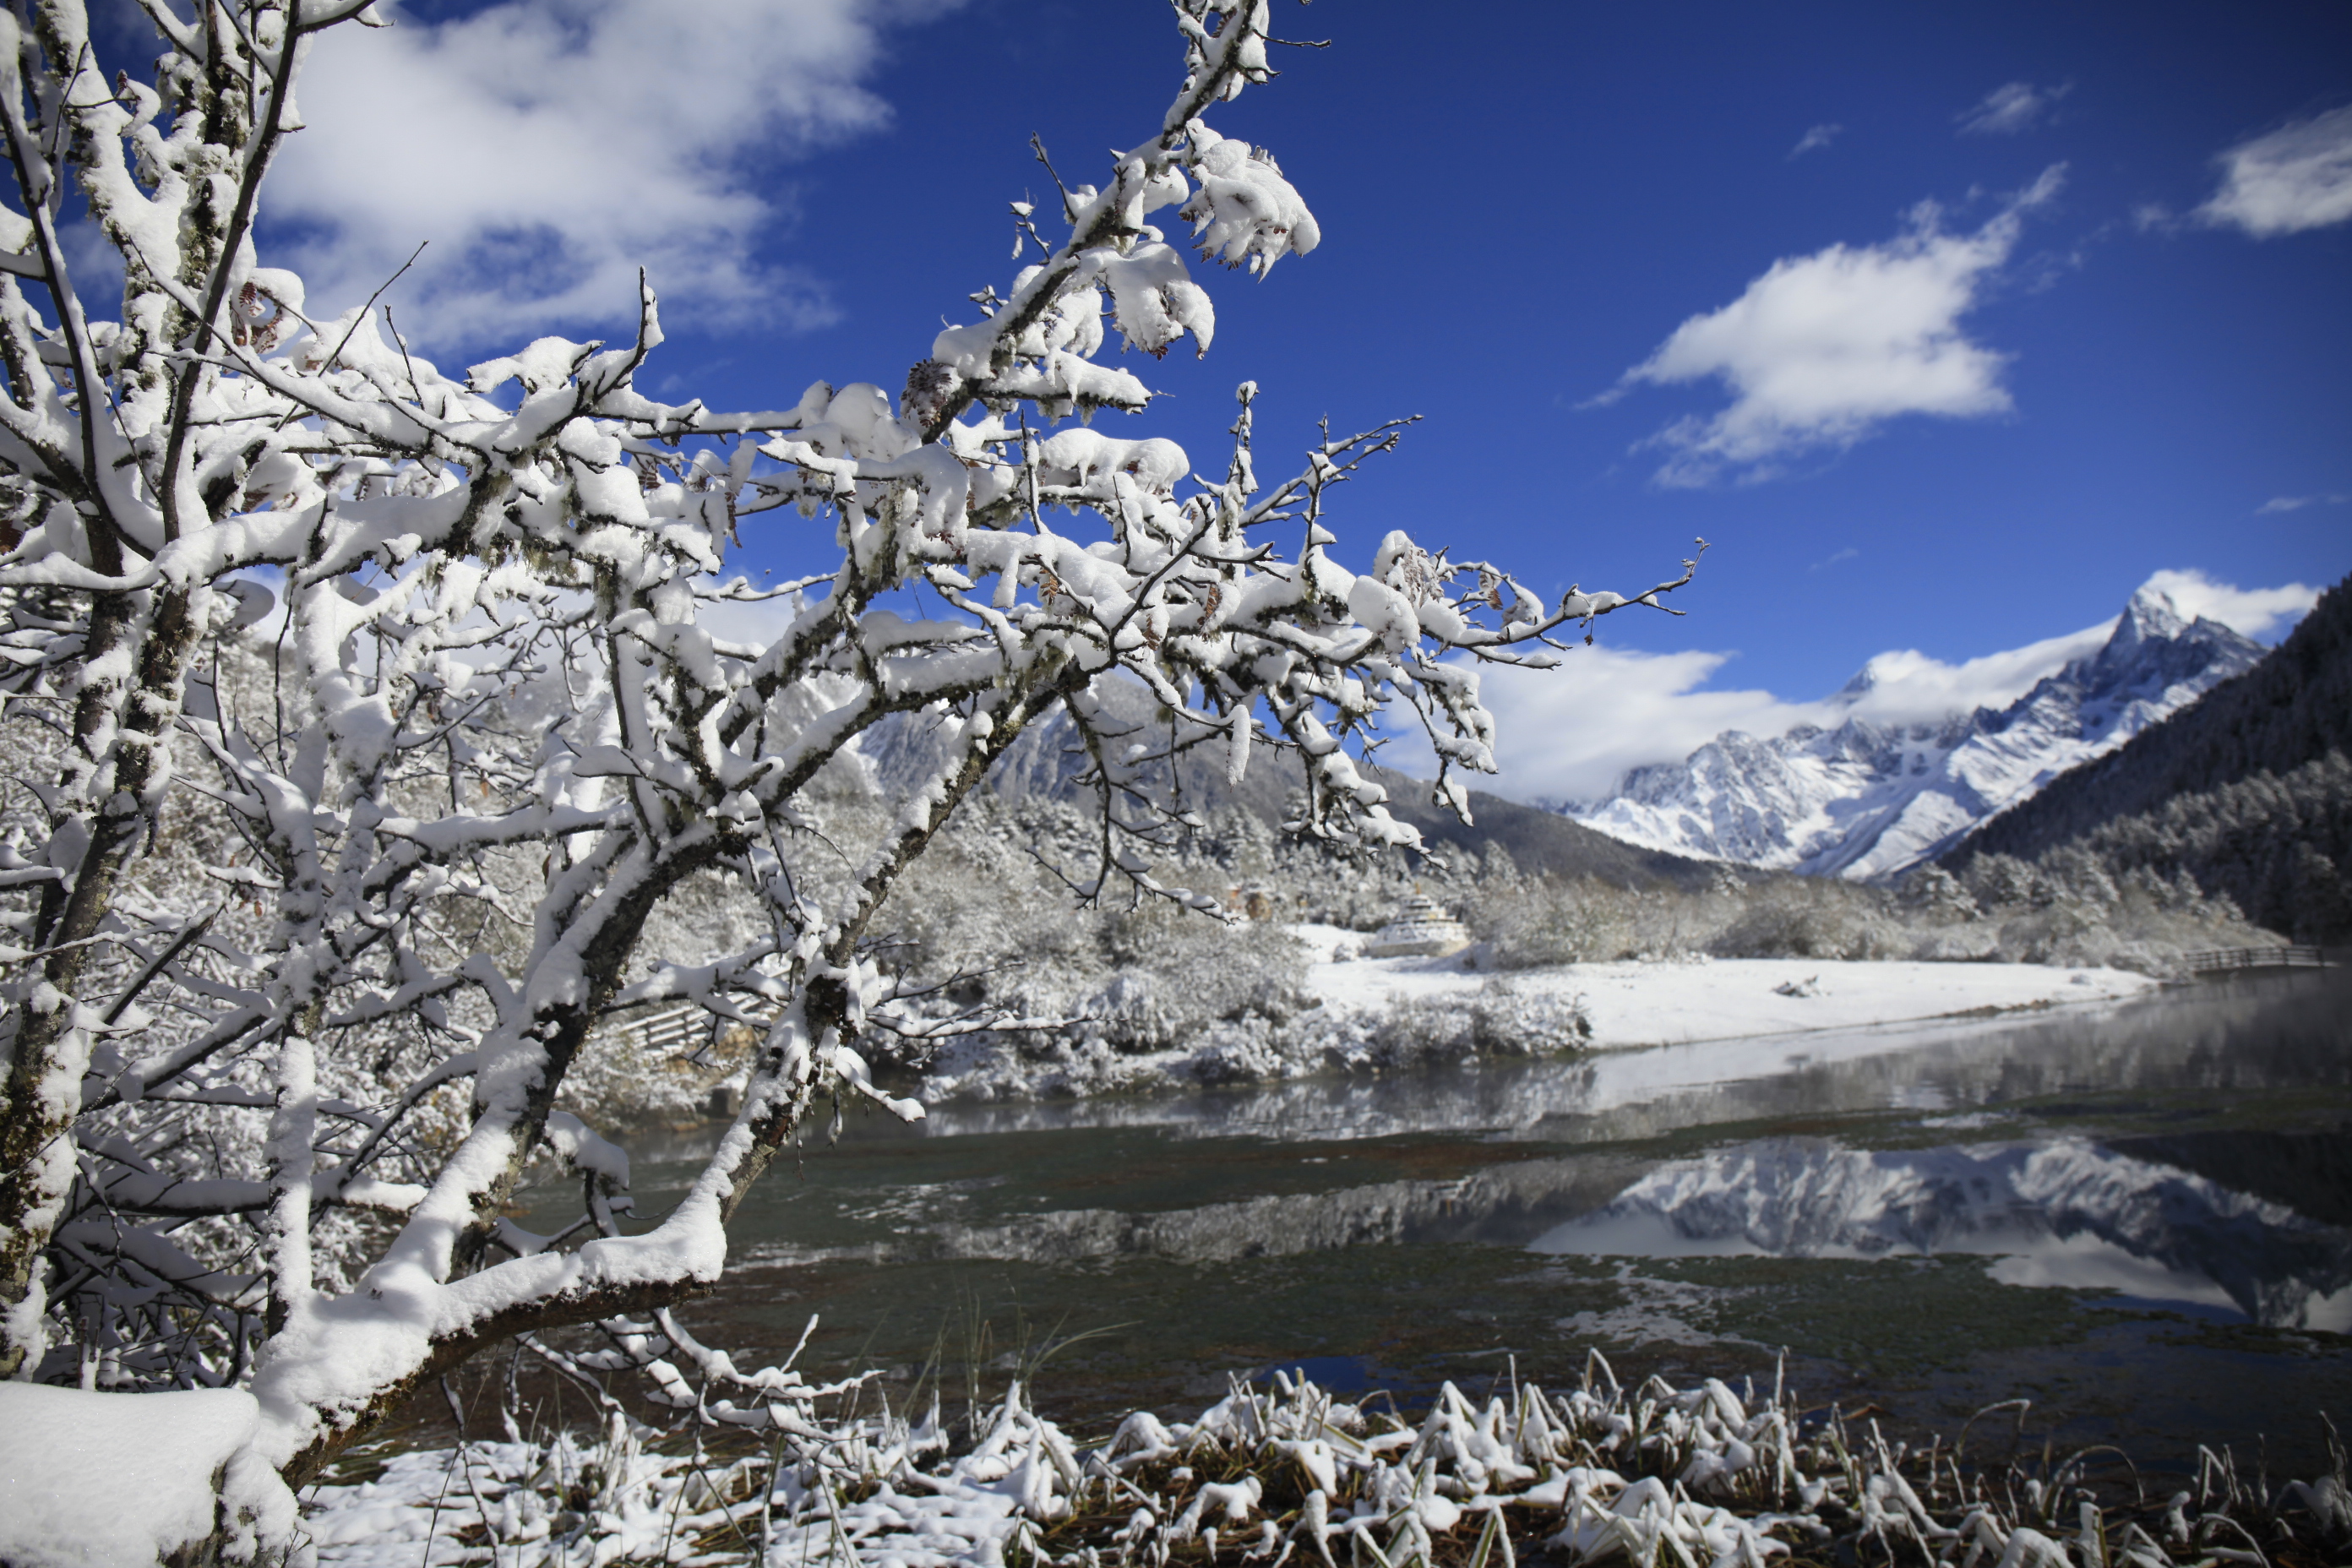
<box><xmin>1565</xmin><ymin>588</ymin><xmax>2267</xmax><ymax>880</ymax></box>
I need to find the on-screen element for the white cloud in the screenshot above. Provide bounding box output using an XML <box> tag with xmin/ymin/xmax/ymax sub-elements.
<box><xmin>2256</xmin><ymin>493</ymin><xmax>2348</xmax><ymax>514</ymax></box>
<box><xmin>270</xmin><ymin>0</ymin><xmax>954</xmax><ymax>347</ymax></box>
<box><xmin>2140</xmin><ymin>568</ymin><xmax>2317</xmax><ymax>639</ymax></box>
<box><xmin>1832</xmin><ymin>624</ymin><xmax>2115</xmax><ymax>727</ymax></box>
<box><xmin>693</xmin><ymin>589</ymin><xmax>810</xmax><ymax>648</ymax></box>
<box><xmin>2195</xmin><ymin>106</ymin><xmax>2352</xmax><ymax>237</ymax></box>
<box><xmin>1607</xmin><ymin>167</ymin><xmax>2062</xmax><ymax>487</ymax></box>
<box><xmin>1957</xmin><ymin>81</ymin><xmax>2069</xmax><ymax>137</ymax></box>
<box><xmin>1401</xmin><ymin>569</ymin><xmax>2312</xmax><ymax>804</ymax></box>
<box><xmin>1788</xmin><ymin>123</ymin><xmax>1843</xmax><ymax>160</ymax></box>
<box><xmin>1808</xmin><ymin>546</ymin><xmax>1859</xmax><ymax>572</ymax></box>
<box><xmin>1422</xmin><ymin>646</ymin><xmax>1821</xmax><ymax>806</ymax></box>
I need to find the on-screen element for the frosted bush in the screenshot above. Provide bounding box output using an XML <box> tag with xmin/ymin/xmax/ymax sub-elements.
<box><xmin>1709</xmin><ymin>880</ymin><xmax>1904</xmax><ymax>961</ymax></box>
<box><xmin>1287</xmin><ymin>978</ymin><xmax>1593</xmax><ymax>1073</ymax></box>
<box><xmin>1094</xmin><ymin>902</ymin><xmax>1313</xmax><ymax>1051</ymax></box>
<box><xmin>1478</xmin><ymin>877</ymin><xmax>1641</xmax><ymax>968</ymax></box>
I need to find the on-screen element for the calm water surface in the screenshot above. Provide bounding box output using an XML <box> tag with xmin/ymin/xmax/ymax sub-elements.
<box><xmin>558</xmin><ymin>966</ymin><xmax>2352</xmax><ymax>1476</ymax></box>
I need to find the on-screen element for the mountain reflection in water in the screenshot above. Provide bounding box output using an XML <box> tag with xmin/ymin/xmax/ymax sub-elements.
<box><xmin>1528</xmin><ymin>1134</ymin><xmax>2352</xmax><ymax>1331</ymax></box>
<box><xmin>606</xmin><ymin>968</ymin><xmax>2349</xmax><ymax>1467</ymax></box>
<box><xmin>738</xmin><ymin>1127</ymin><xmax>2352</xmax><ymax>1334</ymax></box>
<box><xmin>720</xmin><ymin>974</ymin><xmax>2351</xmax><ymax>1342</ymax></box>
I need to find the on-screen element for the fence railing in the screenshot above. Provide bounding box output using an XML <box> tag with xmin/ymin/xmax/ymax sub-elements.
<box><xmin>615</xmin><ymin>999</ymin><xmax>781</xmax><ymax>1057</ymax></box>
<box><xmin>2181</xmin><ymin>945</ymin><xmax>2330</xmax><ymax>974</ymax></box>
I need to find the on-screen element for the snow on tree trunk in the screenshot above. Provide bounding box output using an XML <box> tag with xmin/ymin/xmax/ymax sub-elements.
<box><xmin>0</xmin><ymin>1</ymin><xmax>1697</xmax><ymax>1556</ymax></box>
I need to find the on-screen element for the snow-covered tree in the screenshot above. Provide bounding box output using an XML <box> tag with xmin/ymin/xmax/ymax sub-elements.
<box><xmin>0</xmin><ymin>1</ymin><xmax>1697</xmax><ymax>1553</ymax></box>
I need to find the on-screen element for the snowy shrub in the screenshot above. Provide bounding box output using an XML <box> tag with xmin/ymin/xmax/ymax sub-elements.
<box><xmin>1466</xmin><ymin>977</ymin><xmax>1597</xmax><ymax>1054</ymax></box>
<box><xmin>0</xmin><ymin>2</ymin><xmax>1705</xmax><ymax>1551</ymax></box>
<box><xmin>1095</xmin><ymin>901</ymin><xmax>1313</xmax><ymax>1050</ymax></box>
<box><xmin>1478</xmin><ymin>877</ymin><xmax>1642</xmax><ymax>968</ymax></box>
<box><xmin>1288</xmin><ymin>978</ymin><xmax>1593</xmax><ymax>1073</ymax></box>
<box><xmin>1896</xmin><ymin>863</ymin><xmax>1979</xmax><ymax>925</ymax></box>
<box><xmin>1708</xmin><ymin>880</ymin><xmax>1904</xmax><ymax>961</ymax></box>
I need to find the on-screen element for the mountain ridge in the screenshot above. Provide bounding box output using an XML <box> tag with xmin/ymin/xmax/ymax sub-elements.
<box><xmin>1558</xmin><ymin>587</ymin><xmax>2268</xmax><ymax>881</ymax></box>
<box><xmin>1946</xmin><ymin>573</ymin><xmax>2352</xmax><ymax>869</ymax></box>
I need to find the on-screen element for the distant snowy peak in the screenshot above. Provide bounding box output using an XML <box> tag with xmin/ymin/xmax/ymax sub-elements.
<box><xmin>1565</xmin><ymin>589</ymin><xmax>2266</xmax><ymax>880</ymax></box>
<box><xmin>1827</xmin><ymin>651</ymin><xmax>1914</xmax><ymax>705</ymax></box>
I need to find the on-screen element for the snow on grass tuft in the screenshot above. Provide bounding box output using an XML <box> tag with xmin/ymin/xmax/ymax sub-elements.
<box><xmin>296</xmin><ymin>1358</ymin><xmax>2345</xmax><ymax>1568</ymax></box>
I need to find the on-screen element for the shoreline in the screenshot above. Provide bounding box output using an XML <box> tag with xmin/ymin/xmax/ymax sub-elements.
<box><xmin>885</xmin><ymin>936</ymin><xmax>2167</xmax><ymax>1115</ymax></box>
<box><xmin>1288</xmin><ymin>924</ymin><xmax>2159</xmax><ymax>1054</ymax></box>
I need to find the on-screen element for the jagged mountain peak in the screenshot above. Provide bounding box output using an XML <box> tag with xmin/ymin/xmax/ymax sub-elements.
<box><xmin>2070</xmin><ymin>587</ymin><xmax>2260</xmax><ymax>691</ymax></box>
<box><xmin>1832</xmin><ymin>656</ymin><xmax>1892</xmax><ymax>702</ymax></box>
<box><xmin>2114</xmin><ymin>585</ymin><xmax>2190</xmax><ymax>649</ymax></box>
<box><xmin>1565</xmin><ymin>585</ymin><xmax>2272</xmax><ymax>881</ymax></box>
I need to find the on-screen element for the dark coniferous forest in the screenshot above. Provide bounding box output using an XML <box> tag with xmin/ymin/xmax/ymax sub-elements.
<box><xmin>1947</xmin><ymin>573</ymin><xmax>2352</xmax><ymax>939</ymax></box>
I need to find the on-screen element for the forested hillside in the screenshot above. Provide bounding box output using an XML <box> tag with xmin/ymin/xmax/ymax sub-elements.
<box><xmin>1945</xmin><ymin>574</ymin><xmax>2352</xmax><ymax>939</ymax></box>
<box><xmin>1952</xmin><ymin>574</ymin><xmax>2350</xmax><ymax>861</ymax></box>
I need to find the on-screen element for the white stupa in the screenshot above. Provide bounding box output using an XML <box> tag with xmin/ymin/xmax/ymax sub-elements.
<box><xmin>1366</xmin><ymin>890</ymin><xmax>1471</xmax><ymax>958</ymax></box>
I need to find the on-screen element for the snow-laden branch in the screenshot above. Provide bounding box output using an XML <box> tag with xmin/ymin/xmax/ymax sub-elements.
<box><xmin>0</xmin><ymin>1</ymin><xmax>1699</xmax><ymax>1554</ymax></box>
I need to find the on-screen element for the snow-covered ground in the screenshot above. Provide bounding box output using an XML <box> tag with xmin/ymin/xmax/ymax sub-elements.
<box><xmin>916</xmin><ymin>925</ymin><xmax>2159</xmax><ymax>1105</ymax></box>
<box><xmin>1288</xmin><ymin>924</ymin><xmax>2154</xmax><ymax>1052</ymax></box>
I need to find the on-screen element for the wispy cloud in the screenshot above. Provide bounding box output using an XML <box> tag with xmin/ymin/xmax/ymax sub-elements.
<box><xmin>1809</xmin><ymin>546</ymin><xmax>1859</xmax><ymax>572</ymax></box>
<box><xmin>1429</xmin><ymin>645</ymin><xmax>1821</xmax><ymax>805</ymax></box>
<box><xmin>1788</xmin><ymin>122</ymin><xmax>1843</xmax><ymax>160</ymax></box>
<box><xmin>2256</xmin><ymin>493</ymin><xmax>2349</xmax><ymax>514</ymax></box>
<box><xmin>1392</xmin><ymin>570</ymin><xmax>2315</xmax><ymax>804</ymax></box>
<box><xmin>268</xmin><ymin>0</ymin><xmax>958</xmax><ymax>349</ymax></box>
<box><xmin>2142</xmin><ymin>568</ymin><xmax>2318</xmax><ymax>639</ymax></box>
<box><xmin>1957</xmin><ymin>80</ymin><xmax>2070</xmax><ymax>137</ymax></box>
<box><xmin>1832</xmin><ymin>626</ymin><xmax>2121</xmax><ymax>727</ymax></box>
<box><xmin>1600</xmin><ymin>167</ymin><xmax>2064</xmax><ymax>487</ymax></box>
<box><xmin>2195</xmin><ymin>106</ymin><xmax>2352</xmax><ymax>237</ymax></box>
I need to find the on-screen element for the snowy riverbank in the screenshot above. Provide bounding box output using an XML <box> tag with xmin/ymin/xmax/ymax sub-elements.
<box><xmin>913</xmin><ymin>927</ymin><xmax>2158</xmax><ymax>1103</ymax></box>
<box><xmin>1287</xmin><ymin>924</ymin><xmax>2157</xmax><ymax>1051</ymax></box>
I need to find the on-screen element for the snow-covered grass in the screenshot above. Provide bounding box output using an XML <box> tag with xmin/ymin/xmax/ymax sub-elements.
<box><xmin>289</xmin><ymin>1358</ymin><xmax>2351</xmax><ymax>1568</ymax></box>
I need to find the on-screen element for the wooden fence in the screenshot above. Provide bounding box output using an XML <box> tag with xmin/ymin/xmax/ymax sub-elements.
<box><xmin>2180</xmin><ymin>945</ymin><xmax>2331</xmax><ymax>974</ymax></box>
<box><xmin>615</xmin><ymin>999</ymin><xmax>781</xmax><ymax>1057</ymax></box>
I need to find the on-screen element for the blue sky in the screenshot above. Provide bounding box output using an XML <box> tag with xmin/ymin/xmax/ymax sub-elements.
<box><xmin>145</xmin><ymin>0</ymin><xmax>2352</xmax><ymax>795</ymax></box>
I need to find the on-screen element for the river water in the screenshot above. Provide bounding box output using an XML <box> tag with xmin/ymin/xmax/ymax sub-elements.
<box><xmin>585</xmin><ymin>966</ymin><xmax>2352</xmax><ymax>1477</ymax></box>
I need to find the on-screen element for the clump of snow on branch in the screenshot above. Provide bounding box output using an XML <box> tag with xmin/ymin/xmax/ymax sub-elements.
<box><xmin>0</xmin><ymin>0</ymin><xmax>1699</xmax><ymax>1555</ymax></box>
